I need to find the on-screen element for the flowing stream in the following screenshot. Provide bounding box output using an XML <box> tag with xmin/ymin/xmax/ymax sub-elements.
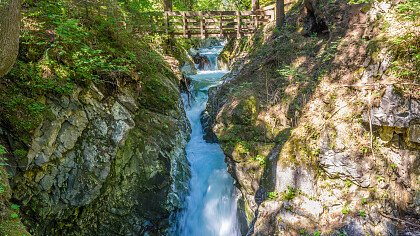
<box><xmin>174</xmin><ymin>45</ymin><xmax>240</xmax><ymax>236</ymax></box>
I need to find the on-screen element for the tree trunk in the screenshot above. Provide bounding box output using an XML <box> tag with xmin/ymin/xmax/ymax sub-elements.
<box><xmin>0</xmin><ymin>0</ymin><xmax>20</xmax><ymax>78</ymax></box>
<box><xmin>275</xmin><ymin>0</ymin><xmax>285</xmax><ymax>28</ymax></box>
<box><xmin>252</xmin><ymin>0</ymin><xmax>259</xmax><ymax>11</ymax></box>
<box><xmin>163</xmin><ymin>0</ymin><xmax>172</xmax><ymax>11</ymax></box>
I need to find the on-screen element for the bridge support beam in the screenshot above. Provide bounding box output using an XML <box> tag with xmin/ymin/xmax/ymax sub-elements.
<box><xmin>236</xmin><ymin>11</ymin><xmax>242</xmax><ymax>38</ymax></box>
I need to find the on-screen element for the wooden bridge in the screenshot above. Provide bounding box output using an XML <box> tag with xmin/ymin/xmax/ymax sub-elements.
<box><xmin>163</xmin><ymin>4</ymin><xmax>275</xmax><ymax>38</ymax></box>
<box><xmin>140</xmin><ymin>0</ymin><xmax>285</xmax><ymax>38</ymax></box>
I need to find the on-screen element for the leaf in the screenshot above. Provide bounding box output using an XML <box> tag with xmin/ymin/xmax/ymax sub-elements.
<box><xmin>11</xmin><ymin>204</ymin><xmax>20</xmax><ymax>210</ymax></box>
<box><xmin>0</xmin><ymin>145</ymin><xmax>6</xmax><ymax>155</ymax></box>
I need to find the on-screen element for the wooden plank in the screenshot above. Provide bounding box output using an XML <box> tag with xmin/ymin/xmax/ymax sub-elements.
<box><xmin>219</xmin><ymin>13</ymin><xmax>223</xmax><ymax>37</ymax></box>
<box><xmin>261</xmin><ymin>4</ymin><xmax>276</xmax><ymax>11</ymax></box>
<box><xmin>182</xmin><ymin>12</ymin><xmax>187</xmax><ymax>38</ymax></box>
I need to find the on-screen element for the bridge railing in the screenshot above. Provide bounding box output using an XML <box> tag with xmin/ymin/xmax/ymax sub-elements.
<box><xmin>137</xmin><ymin>4</ymin><xmax>276</xmax><ymax>38</ymax></box>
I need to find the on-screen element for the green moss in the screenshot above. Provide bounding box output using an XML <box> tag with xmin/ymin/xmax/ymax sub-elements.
<box><xmin>139</xmin><ymin>75</ymin><xmax>178</xmax><ymax>113</ymax></box>
<box><xmin>0</xmin><ymin>145</ymin><xmax>31</xmax><ymax>236</ymax></box>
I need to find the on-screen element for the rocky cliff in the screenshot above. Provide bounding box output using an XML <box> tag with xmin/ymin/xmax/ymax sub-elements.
<box><xmin>204</xmin><ymin>0</ymin><xmax>419</xmax><ymax>234</ymax></box>
<box><xmin>6</xmin><ymin>77</ymin><xmax>190</xmax><ymax>235</ymax></box>
<box><xmin>0</xmin><ymin>0</ymin><xmax>192</xmax><ymax>234</ymax></box>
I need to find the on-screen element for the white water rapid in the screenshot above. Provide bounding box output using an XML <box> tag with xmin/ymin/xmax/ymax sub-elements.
<box><xmin>174</xmin><ymin>45</ymin><xmax>241</xmax><ymax>236</ymax></box>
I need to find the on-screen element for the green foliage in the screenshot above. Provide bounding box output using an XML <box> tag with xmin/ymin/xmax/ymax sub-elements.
<box><xmin>390</xmin><ymin>163</ymin><xmax>398</xmax><ymax>170</ymax></box>
<box><xmin>320</xmin><ymin>40</ymin><xmax>340</xmax><ymax>63</ymax></box>
<box><xmin>10</xmin><ymin>204</ymin><xmax>20</xmax><ymax>211</ymax></box>
<box><xmin>361</xmin><ymin>198</ymin><xmax>368</xmax><ymax>205</ymax></box>
<box><xmin>0</xmin><ymin>146</ymin><xmax>6</xmax><ymax>155</ymax></box>
<box><xmin>12</xmin><ymin>150</ymin><xmax>27</xmax><ymax>159</ymax></box>
<box><xmin>397</xmin><ymin>0</ymin><xmax>420</xmax><ymax>21</ymax></box>
<box><xmin>313</xmin><ymin>230</ymin><xmax>322</xmax><ymax>236</ymax></box>
<box><xmin>341</xmin><ymin>205</ymin><xmax>350</xmax><ymax>215</ymax></box>
<box><xmin>0</xmin><ymin>146</ymin><xmax>8</xmax><ymax>168</ymax></box>
<box><xmin>376</xmin><ymin>175</ymin><xmax>384</xmax><ymax>182</ymax></box>
<box><xmin>299</xmin><ymin>229</ymin><xmax>307</xmax><ymax>235</ymax></box>
<box><xmin>10</xmin><ymin>213</ymin><xmax>19</xmax><ymax>219</ymax></box>
<box><xmin>2</xmin><ymin>0</ymin><xmax>177</xmax><ymax>139</ymax></box>
<box><xmin>358</xmin><ymin>210</ymin><xmax>366</xmax><ymax>217</ymax></box>
<box><xmin>389</xmin><ymin>32</ymin><xmax>419</xmax><ymax>82</ymax></box>
<box><xmin>344</xmin><ymin>179</ymin><xmax>353</xmax><ymax>188</ymax></box>
<box><xmin>253</xmin><ymin>154</ymin><xmax>266</xmax><ymax>166</ymax></box>
<box><xmin>267</xmin><ymin>191</ymin><xmax>279</xmax><ymax>200</ymax></box>
<box><xmin>235</xmin><ymin>141</ymin><xmax>250</xmax><ymax>155</ymax></box>
<box><xmin>277</xmin><ymin>65</ymin><xmax>304</xmax><ymax>80</ymax></box>
<box><xmin>282</xmin><ymin>186</ymin><xmax>297</xmax><ymax>200</ymax></box>
<box><xmin>347</xmin><ymin>0</ymin><xmax>371</xmax><ymax>4</ymax></box>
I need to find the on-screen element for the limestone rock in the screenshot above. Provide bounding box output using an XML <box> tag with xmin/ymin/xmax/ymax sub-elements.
<box><xmin>319</xmin><ymin>149</ymin><xmax>371</xmax><ymax>187</ymax></box>
<box><xmin>365</xmin><ymin>85</ymin><xmax>420</xmax><ymax>128</ymax></box>
<box><xmin>409</xmin><ymin>124</ymin><xmax>420</xmax><ymax>143</ymax></box>
<box><xmin>11</xmin><ymin>80</ymin><xmax>191</xmax><ymax>235</ymax></box>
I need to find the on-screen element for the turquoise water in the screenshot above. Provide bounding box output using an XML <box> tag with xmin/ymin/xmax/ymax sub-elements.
<box><xmin>174</xmin><ymin>46</ymin><xmax>240</xmax><ymax>236</ymax></box>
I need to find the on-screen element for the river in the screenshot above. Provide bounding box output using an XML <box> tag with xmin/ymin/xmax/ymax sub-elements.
<box><xmin>173</xmin><ymin>45</ymin><xmax>241</xmax><ymax>236</ymax></box>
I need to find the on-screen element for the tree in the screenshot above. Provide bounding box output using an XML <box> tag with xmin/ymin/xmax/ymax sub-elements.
<box><xmin>252</xmin><ymin>0</ymin><xmax>259</xmax><ymax>11</ymax></box>
<box><xmin>275</xmin><ymin>0</ymin><xmax>285</xmax><ymax>28</ymax></box>
<box><xmin>163</xmin><ymin>0</ymin><xmax>172</xmax><ymax>11</ymax></box>
<box><xmin>0</xmin><ymin>0</ymin><xmax>20</xmax><ymax>78</ymax></box>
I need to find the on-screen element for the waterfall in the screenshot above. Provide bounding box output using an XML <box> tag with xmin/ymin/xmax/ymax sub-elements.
<box><xmin>173</xmin><ymin>45</ymin><xmax>240</xmax><ymax>236</ymax></box>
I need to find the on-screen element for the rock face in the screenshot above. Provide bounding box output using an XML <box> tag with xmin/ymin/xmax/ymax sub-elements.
<box><xmin>193</xmin><ymin>54</ymin><xmax>211</xmax><ymax>70</ymax></box>
<box><xmin>0</xmin><ymin>0</ymin><xmax>20</xmax><ymax>77</ymax></box>
<box><xmin>203</xmin><ymin>0</ymin><xmax>419</xmax><ymax>235</ymax></box>
<box><xmin>364</xmin><ymin>85</ymin><xmax>420</xmax><ymax>143</ymax></box>
<box><xmin>9</xmin><ymin>77</ymin><xmax>190</xmax><ymax>235</ymax></box>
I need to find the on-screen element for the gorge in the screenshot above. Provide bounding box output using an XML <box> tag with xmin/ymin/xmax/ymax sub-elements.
<box><xmin>0</xmin><ymin>0</ymin><xmax>419</xmax><ymax>235</ymax></box>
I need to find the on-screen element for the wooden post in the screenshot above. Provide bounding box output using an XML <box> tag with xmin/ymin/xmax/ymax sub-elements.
<box><xmin>182</xmin><ymin>12</ymin><xmax>188</xmax><ymax>38</ymax></box>
<box><xmin>219</xmin><ymin>13</ymin><xmax>223</xmax><ymax>38</ymax></box>
<box><xmin>252</xmin><ymin>0</ymin><xmax>260</xmax><ymax>11</ymax></box>
<box><xmin>236</xmin><ymin>11</ymin><xmax>242</xmax><ymax>38</ymax></box>
<box><xmin>200</xmin><ymin>12</ymin><xmax>206</xmax><ymax>39</ymax></box>
<box><xmin>165</xmin><ymin>11</ymin><xmax>169</xmax><ymax>35</ymax></box>
<box><xmin>275</xmin><ymin>0</ymin><xmax>285</xmax><ymax>28</ymax></box>
<box><xmin>254</xmin><ymin>11</ymin><xmax>259</xmax><ymax>32</ymax></box>
<box><xmin>252</xmin><ymin>0</ymin><xmax>260</xmax><ymax>32</ymax></box>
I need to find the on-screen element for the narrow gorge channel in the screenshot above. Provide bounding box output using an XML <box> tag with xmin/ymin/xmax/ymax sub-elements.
<box><xmin>174</xmin><ymin>45</ymin><xmax>241</xmax><ymax>235</ymax></box>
